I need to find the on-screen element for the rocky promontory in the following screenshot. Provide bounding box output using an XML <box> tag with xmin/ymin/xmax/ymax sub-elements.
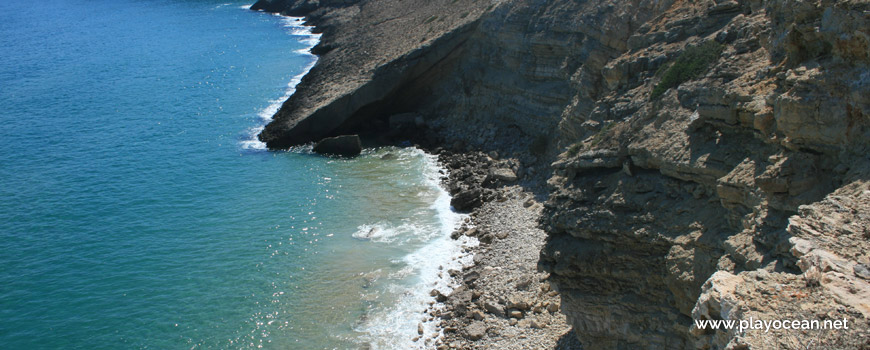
<box><xmin>254</xmin><ymin>0</ymin><xmax>869</xmax><ymax>348</ymax></box>
<box><xmin>254</xmin><ymin>0</ymin><xmax>492</xmax><ymax>148</ymax></box>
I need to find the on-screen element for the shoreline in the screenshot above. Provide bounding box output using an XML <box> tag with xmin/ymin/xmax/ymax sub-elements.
<box><xmin>238</xmin><ymin>8</ymin><xmax>504</xmax><ymax>348</ymax></box>
<box><xmin>415</xmin><ymin>149</ymin><xmax>579</xmax><ymax>350</ymax></box>
<box><xmin>242</xmin><ymin>7</ymin><xmax>477</xmax><ymax>348</ymax></box>
<box><xmin>240</xmin><ymin>10</ymin><xmax>319</xmax><ymax>151</ymax></box>
<box><xmin>244</xmin><ymin>5</ymin><xmax>577</xmax><ymax>348</ymax></box>
<box><xmin>247</xmin><ymin>0</ymin><xmax>870</xmax><ymax>349</ymax></box>
<box><xmin>353</xmin><ymin>148</ymin><xmax>478</xmax><ymax>350</ymax></box>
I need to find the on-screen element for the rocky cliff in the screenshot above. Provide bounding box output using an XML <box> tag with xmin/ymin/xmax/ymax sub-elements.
<box><xmin>535</xmin><ymin>1</ymin><xmax>870</xmax><ymax>348</ymax></box>
<box><xmin>254</xmin><ymin>0</ymin><xmax>492</xmax><ymax>148</ymax></box>
<box><xmin>254</xmin><ymin>0</ymin><xmax>870</xmax><ymax>348</ymax></box>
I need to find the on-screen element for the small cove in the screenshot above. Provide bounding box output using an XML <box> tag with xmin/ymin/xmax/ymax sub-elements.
<box><xmin>0</xmin><ymin>1</ymin><xmax>468</xmax><ymax>348</ymax></box>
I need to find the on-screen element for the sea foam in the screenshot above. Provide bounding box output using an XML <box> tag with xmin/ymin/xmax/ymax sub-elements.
<box><xmin>239</xmin><ymin>13</ymin><xmax>321</xmax><ymax>150</ymax></box>
<box><xmin>355</xmin><ymin>150</ymin><xmax>478</xmax><ymax>349</ymax></box>
<box><xmin>352</xmin><ymin>222</ymin><xmax>429</xmax><ymax>244</ymax></box>
<box><xmin>237</xmin><ymin>6</ymin><xmax>473</xmax><ymax>348</ymax></box>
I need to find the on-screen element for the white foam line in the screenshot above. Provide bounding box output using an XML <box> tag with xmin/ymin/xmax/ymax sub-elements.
<box><xmin>357</xmin><ymin>149</ymin><xmax>477</xmax><ymax>349</ymax></box>
<box><xmin>239</xmin><ymin>12</ymin><xmax>322</xmax><ymax>150</ymax></box>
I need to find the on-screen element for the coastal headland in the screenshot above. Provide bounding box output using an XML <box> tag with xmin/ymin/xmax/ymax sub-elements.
<box><xmin>253</xmin><ymin>0</ymin><xmax>870</xmax><ymax>348</ymax></box>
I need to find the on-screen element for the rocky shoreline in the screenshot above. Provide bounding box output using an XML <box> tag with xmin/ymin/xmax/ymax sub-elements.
<box><xmin>252</xmin><ymin>0</ymin><xmax>870</xmax><ymax>348</ymax></box>
<box><xmin>416</xmin><ymin>150</ymin><xmax>580</xmax><ymax>350</ymax></box>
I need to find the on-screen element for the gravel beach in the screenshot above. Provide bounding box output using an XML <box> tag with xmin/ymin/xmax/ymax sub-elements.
<box><xmin>409</xmin><ymin>150</ymin><xmax>582</xmax><ymax>350</ymax></box>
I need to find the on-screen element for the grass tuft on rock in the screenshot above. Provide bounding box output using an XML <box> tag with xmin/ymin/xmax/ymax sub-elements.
<box><xmin>566</xmin><ymin>142</ymin><xmax>582</xmax><ymax>157</ymax></box>
<box><xmin>650</xmin><ymin>41</ymin><xmax>723</xmax><ymax>100</ymax></box>
<box><xmin>566</xmin><ymin>122</ymin><xmax>615</xmax><ymax>157</ymax></box>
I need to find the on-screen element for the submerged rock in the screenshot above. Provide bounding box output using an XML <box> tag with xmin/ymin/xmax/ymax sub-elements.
<box><xmin>312</xmin><ymin>135</ymin><xmax>361</xmax><ymax>157</ymax></box>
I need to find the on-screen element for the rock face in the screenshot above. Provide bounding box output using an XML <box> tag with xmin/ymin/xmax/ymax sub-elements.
<box><xmin>255</xmin><ymin>0</ymin><xmax>870</xmax><ymax>348</ymax></box>
<box><xmin>533</xmin><ymin>1</ymin><xmax>870</xmax><ymax>348</ymax></box>
<box><xmin>388</xmin><ymin>113</ymin><xmax>425</xmax><ymax>130</ymax></box>
<box><xmin>251</xmin><ymin>0</ymin><xmax>358</xmax><ymax>17</ymax></box>
<box><xmin>256</xmin><ymin>0</ymin><xmax>492</xmax><ymax>148</ymax></box>
<box><xmin>311</xmin><ymin>135</ymin><xmax>361</xmax><ymax>157</ymax></box>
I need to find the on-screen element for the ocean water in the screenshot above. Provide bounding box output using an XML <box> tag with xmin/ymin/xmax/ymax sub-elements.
<box><xmin>0</xmin><ymin>0</ymin><xmax>471</xmax><ymax>349</ymax></box>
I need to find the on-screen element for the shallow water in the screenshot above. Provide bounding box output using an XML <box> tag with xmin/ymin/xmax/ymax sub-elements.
<box><xmin>0</xmin><ymin>1</ymin><xmax>468</xmax><ymax>348</ymax></box>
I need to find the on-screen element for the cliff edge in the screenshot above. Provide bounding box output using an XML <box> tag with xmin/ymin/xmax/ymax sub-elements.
<box><xmin>254</xmin><ymin>0</ymin><xmax>491</xmax><ymax>148</ymax></box>
<box><xmin>254</xmin><ymin>0</ymin><xmax>870</xmax><ymax>348</ymax></box>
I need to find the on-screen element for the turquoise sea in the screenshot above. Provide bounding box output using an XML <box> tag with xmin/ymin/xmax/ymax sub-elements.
<box><xmin>0</xmin><ymin>1</ymin><xmax>470</xmax><ymax>349</ymax></box>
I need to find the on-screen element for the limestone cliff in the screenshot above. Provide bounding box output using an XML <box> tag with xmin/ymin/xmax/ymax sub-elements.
<box><xmin>254</xmin><ymin>0</ymin><xmax>870</xmax><ymax>348</ymax></box>
<box><xmin>254</xmin><ymin>0</ymin><xmax>492</xmax><ymax>148</ymax></box>
<box><xmin>535</xmin><ymin>1</ymin><xmax>870</xmax><ymax>348</ymax></box>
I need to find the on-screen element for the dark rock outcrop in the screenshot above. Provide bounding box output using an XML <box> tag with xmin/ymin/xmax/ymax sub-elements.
<box><xmin>251</xmin><ymin>0</ymin><xmax>358</xmax><ymax>17</ymax></box>
<box><xmin>256</xmin><ymin>0</ymin><xmax>492</xmax><ymax>148</ymax></box>
<box><xmin>441</xmin><ymin>152</ymin><xmax>498</xmax><ymax>213</ymax></box>
<box><xmin>312</xmin><ymin>134</ymin><xmax>361</xmax><ymax>157</ymax></box>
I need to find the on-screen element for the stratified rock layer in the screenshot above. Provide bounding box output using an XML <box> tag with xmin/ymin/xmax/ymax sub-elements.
<box><xmin>255</xmin><ymin>0</ymin><xmax>870</xmax><ymax>348</ymax></box>
<box><xmin>533</xmin><ymin>0</ymin><xmax>870</xmax><ymax>348</ymax></box>
<box><xmin>256</xmin><ymin>0</ymin><xmax>491</xmax><ymax>148</ymax></box>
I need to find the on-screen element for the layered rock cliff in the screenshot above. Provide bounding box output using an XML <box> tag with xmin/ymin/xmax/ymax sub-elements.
<box><xmin>254</xmin><ymin>0</ymin><xmax>870</xmax><ymax>348</ymax></box>
<box><xmin>536</xmin><ymin>1</ymin><xmax>870</xmax><ymax>348</ymax></box>
<box><xmin>254</xmin><ymin>0</ymin><xmax>492</xmax><ymax>148</ymax></box>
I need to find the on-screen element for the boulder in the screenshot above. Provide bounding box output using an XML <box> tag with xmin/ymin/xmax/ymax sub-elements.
<box><xmin>547</xmin><ymin>301</ymin><xmax>560</xmax><ymax>313</ymax></box>
<box><xmin>855</xmin><ymin>264</ymin><xmax>870</xmax><ymax>280</ymax></box>
<box><xmin>488</xmin><ymin>168</ymin><xmax>518</xmax><ymax>183</ymax></box>
<box><xmin>450</xmin><ymin>186</ymin><xmax>483</xmax><ymax>212</ymax></box>
<box><xmin>479</xmin><ymin>233</ymin><xmax>494</xmax><ymax>244</ymax></box>
<box><xmin>471</xmin><ymin>310</ymin><xmax>485</xmax><ymax>320</ymax></box>
<box><xmin>430</xmin><ymin>289</ymin><xmax>448</xmax><ymax>302</ymax></box>
<box><xmin>464</xmin><ymin>228</ymin><xmax>479</xmax><ymax>237</ymax></box>
<box><xmin>462</xmin><ymin>271</ymin><xmax>480</xmax><ymax>285</ymax></box>
<box><xmin>507</xmin><ymin>294</ymin><xmax>531</xmax><ymax>310</ymax></box>
<box><xmin>465</xmin><ymin>321</ymin><xmax>487</xmax><ymax>341</ymax></box>
<box><xmin>312</xmin><ymin>135</ymin><xmax>362</xmax><ymax>157</ymax></box>
<box><xmin>484</xmin><ymin>302</ymin><xmax>505</xmax><ymax>317</ymax></box>
<box><xmin>530</xmin><ymin>318</ymin><xmax>547</xmax><ymax>329</ymax></box>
